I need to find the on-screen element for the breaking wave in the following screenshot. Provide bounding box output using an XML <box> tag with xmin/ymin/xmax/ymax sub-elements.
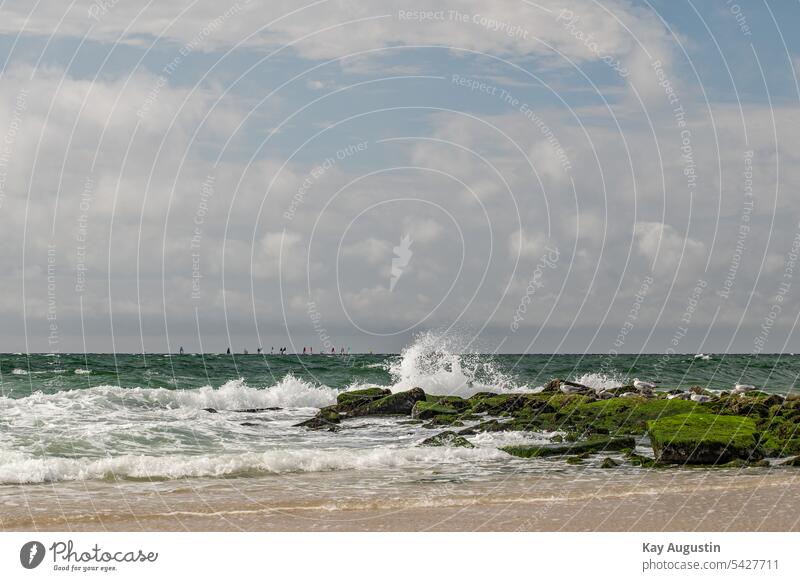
<box><xmin>0</xmin><ymin>446</ymin><xmax>507</xmax><ymax>484</ymax></box>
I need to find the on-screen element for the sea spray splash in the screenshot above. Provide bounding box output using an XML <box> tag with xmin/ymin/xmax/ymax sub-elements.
<box><xmin>386</xmin><ymin>331</ymin><xmax>521</xmax><ymax>396</ymax></box>
<box><xmin>571</xmin><ymin>372</ymin><xmax>624</xmax><ymax>392</ymax></box>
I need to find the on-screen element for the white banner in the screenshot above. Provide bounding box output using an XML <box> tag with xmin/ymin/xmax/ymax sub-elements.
<box><xmin>1</xmin><ymin>533</ymin><xmax>797</xmax><ymax>580</ymax></box>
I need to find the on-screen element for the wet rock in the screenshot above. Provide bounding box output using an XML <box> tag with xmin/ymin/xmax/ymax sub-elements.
<box><xmin>411</xmin><ymin>400</ymin><xmax>460</xmax><ymax>420</ymax></box>
<box><xmin>501</xmin><ymin>436</ymin><xmax>635</xmax><ymax>458</ymax></box>
<box><xmin>542</xmin><ymin>378</ymin><xmax>590</xmax><ymax>394</ymax></box>
<box><xmin>600</xmin><ymin>457</ymin><xmax>620</xmax><ymax>469</ymax></box>
<box><xmin>457</xmin><ymin>419</ymin><xmax>514</xmax><ymax>435</ymax></box>
<box><xmin>202</xmin><ymin>408</ymin><xmax>218</xmax><ymax>413</ymax></box>
<box><xmin>647</xmin><ymin>413</ymin><xmax>763</xmax><ymax>464</ymax></box>
<box><xmin>294</xmin><ymin>406</ymin><xmax>341</xmax><ymax>431</ymax></box>
<box><xmin>348</xmin><ymin>387</ymin><xmax>426</xmax><ymax>417</ymax></box>
<box><xmin>420</xmin><ymin>431</ymin><xmax>475</xmax><ymax>448</ymax></box>
<box><xmin>467</xmin><ymin>393</ymin><xmax>555</xmax><ymax>416</ymax></box>
<box><xmin>336</xmin><ymin>388</ymin><xmax>392</xmax><ymax>412</ymax></box>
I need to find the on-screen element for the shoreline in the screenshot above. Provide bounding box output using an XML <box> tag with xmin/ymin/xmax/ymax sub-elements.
<box><xmin>3</xmin><ymin>469</ymin><xmax>799</xmax><ymax>532</ymax></box>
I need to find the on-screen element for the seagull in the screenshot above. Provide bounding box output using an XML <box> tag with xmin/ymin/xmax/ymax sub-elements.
<box><xmin>691</xmin><ymin>393</ymin><xmax>712</xmax><ymax>403</ymax></box>
<box><xmin>560</xmin><ymin>384</ymin><xmax>587</xmax><ymax>394</ymax></box>
<box><xmin>633</xmin><ymin>378</ymin><xmax>656</xmax><ymax>392</ymax></box>
<box><xmin>667</xmin><ymin>392</ymin><xmax>691</xmax><ymax>400</ymax></box>
<box><xmin>732</xmin><ymin>384</ymin><xmax>756</xmax><ymax>394</ymax></box>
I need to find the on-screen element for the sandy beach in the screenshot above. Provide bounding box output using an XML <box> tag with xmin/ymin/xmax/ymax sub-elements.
<box><xmin>3</xmin><ymin>468</ymin><xmax>799</xmax><ymax>532</ymax></box>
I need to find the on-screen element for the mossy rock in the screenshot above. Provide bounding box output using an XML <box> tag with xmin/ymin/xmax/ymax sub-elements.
<box><xmin>647</xmin><ymin>413</ymin><xmax>763</xmax><ymax>465</ymax></box>
<box><xmin>573</xmin><ymin>397</ymin><xmax>701</xmax><ymax>435</ymax></box>
<box><xmin>419</xmin><ymin>431</ymin><xmax>475</xmax><ymax>448</ymax></box>
<box><xmin>565</xmin><ymin>456</ymin><xmax>584</xmax><ymax>465</ymax></box>
<box><xmin>294</xmin><ymin>405</ymin><xmax>341</xmax><ymax>430</ymax></box>
<box><xmin>541</xmin><ymin>378</ymin><xmax>591</xmax><ymax>393</ymax></box>
<box><xmin>757</xmin><ymin>413</ymin><xmax>800</xmax><ymax>457</ymax></box>
<box><xmin>600</xmin><ymin>457</ymin><xmax>620</xmax><ymax>469</ymax></box>
<box><xmin>501</xmin><ymin>435</ymin><xmax>635</xmax><ymax>458</ymax></box>
<box><xmin>411</xmin><ymin>400</ymin><xmax>460</xmax><ymax>420</ymax></box>
<box><xmin>710</xmin><ymin>395</ymin><xmax>773</xmax><ymax>418</ymax></box>
<box><xmin>424</xmin><ymin>395</ymin><xmax>469</xmax><ymax>409</ymax></box>
<box><xmin>626</xmin><ymin>452</ymin><xmax>661</xmax><ymax>468</ymax></box>
<box><xmin>467</xmin><ymin>393</ymin><xmax>556</xmax><ymax>416</ymax></box>
<box><xmin>336</xmin><ymin>387</ymin><xmax>392</xmax><ymax>411</ymax></box>
<box><xmin>778</xmin><ymin>456</ymin><xmax>800</xmax><ymax>467</ymax></box>
<box><xmin>422</xmin><ymin>416</ymin><xmax>465</xmax><ymax>428</ymax></box>
<box><xmin>348</xmin><ymin>387</ymin><xmax>426</xmax><ymax>417</ymax></box>
<box><xmin>457</xmin><ymin>419</ymin><xmax>514</xmax><ymax>435</ymax></box>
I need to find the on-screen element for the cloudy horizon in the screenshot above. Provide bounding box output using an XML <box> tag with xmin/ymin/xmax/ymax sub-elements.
<box><xmin>1</xmin><ymin>1</ymin><xmax>799</xmax><ymax>354</ymax></box>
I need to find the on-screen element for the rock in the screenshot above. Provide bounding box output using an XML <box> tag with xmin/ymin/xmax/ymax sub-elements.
<box><xmin>411</xmin><ymin>400</ymin><xmax>460</xmax><ymax>420</ymax></box>
<box><xmin>647</xmin><ymin>413</ymin><xmax>763</xmax><ymax>465</ymax></box>
<box><xmin>468</xmin><ymin>391</ymin><xmax>500</xmax><ymax>400</ymax></box>
<box><xmin>626</xmin><ymin>452</ymin><xmax>660</xmax><ymax>468</ymax></box>
<box><xmin>422</xmin><ymin>418</ymin><xmax>465</xmax><ymax>429</ymax></box>
<box><xmin>294</xmin><ymin>406</ymin><xmax>341</xmax><ymax>430</ymax></box>
<box><xmin>202</xmin><ymin>408</ymin><xmax>218</xmax><ymax>413</ymax></box>
<box><xmin>233</xmin><ymin>407</ymin><xmax>282</xmax><ymax>412</ymax></box>
<box><xmin>457</xmin><ymin>419</ymin><xmax>513</xmax><ymax>435</ymax></box>
<box><xmin>336</xmin><ymin>388</ymin><xmax>392</xmax><ymax>412</ymax></box>
<box><xmin>468</xmin><ymin>393</ymin><xmax>555</xmax><ymax>416</ymax></box>
<box><xmin>565</xmin><ymin>456</ymin><xmax>584</xmax><ymax>465</ymax></box>
<box><xmin>501</xmin><ymin>436</ymin><xmax>636</xmax><ymax>458</ymax></box>
<box><xmin>542</xmin><ymin>378</ymin><xmax>590</xmax><ymax>393</ymax></box>
<box><xmin>600</xmin><ymin>457</ymin><xmax>620</xmax><ymax>469</ymax></box>
<box><xmin>779</xmin><ymin>456</ymin><xmax>800</xmax><ymax>467</ymax></box>
<box><xmin>348</xmin><ymin>387</ymin><xmax>426</xmax><ymax>417</ymax></box>
<box><xmin>420</xmin><ymin>431</ymin><xmax>475</xmax><ymax>448</ymax></box>
<box><xmin>294</xmin><ymin>417</ymin><xmax>340</xmax><ymax>431</ymax></box>
<box><xmin>425</xmin><ymin>395</ymin><xmax>469</xmax><ymax>408</ymax></box>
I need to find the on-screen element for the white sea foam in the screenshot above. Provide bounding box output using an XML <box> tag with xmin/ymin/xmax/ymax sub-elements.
<box><xmin>0</xmin><ymin>375</ymin><xmax>338</xmax><ymax>412</ymax></box>
<box><xmin>0</xmin><ymin>446</ymin><xmax>507</xmax><ymax>484</ymax></box>
<box><xmin>572</xmin><ymin>372</ymin><xmax>624</xmax><ymax>392</ymax></box>
<box><xmin>74</xmin><ymin>368</ymin><xmax>91</xmax><ymax>375</ymax></box>
<box><xmin>11</xmin><ymin>368</ymin><xmax>28</xmax><ymax>375</ymax></box>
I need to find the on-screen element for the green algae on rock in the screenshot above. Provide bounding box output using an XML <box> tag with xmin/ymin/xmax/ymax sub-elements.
<box><xmin>501</xmin><ymin>435</ymin><xmax>635</xmax><ymax>458</ymax></box>
<box><xmin>647</xmin><ymin>413</ymin><xmax>763</xmax><ymax>465</ymax></box>
<box><xmin>347</xmin><ymin>387</ymin><xmax>426</xmax><ymax>417</ymax></box>
<box><xmin>420</xmin><ymin>431</ymin><xmax>475</xmax><ymax>448</ymax></box>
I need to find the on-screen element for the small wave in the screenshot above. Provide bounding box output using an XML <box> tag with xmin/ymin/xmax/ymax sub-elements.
<box><xmin>11</xmin><ymin>368</ymin><xmax>28</xmax><ymax>375</ymax></box>
<box><xmin>0</xmin><ymin>446</ymin><xmax>506</xmax><ymax>484</ymax></box>
<box><xmin>694</xmin><ymin>353</ymin><xmax>712</xmax><ymax>361</ymax></box>
<box><xmin>0</xmin><ymin>375</ymin><xmax>337</xmax><ymax>412</ymax></box>
<box><xmin>74</xmin><ymin>368</ymin><xmax>91</xmax><ymax>375</ymax></box>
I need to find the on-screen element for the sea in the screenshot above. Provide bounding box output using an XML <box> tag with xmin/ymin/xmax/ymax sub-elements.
<box><xmin>1</xmin><ymin>333</ymin><xmax>798</xmax><ymax>487</ymax></box>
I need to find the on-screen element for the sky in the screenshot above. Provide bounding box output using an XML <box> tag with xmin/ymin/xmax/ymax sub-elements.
<box><xmin>0</xmin><ymin>0</ymin><xmax>799</xmax><ymax>354</ymax></box>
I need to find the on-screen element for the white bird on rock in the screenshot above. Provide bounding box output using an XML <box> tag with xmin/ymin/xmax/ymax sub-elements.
<box><xmin>732</xmin><ymin>384</ymin><xmax>756</xmax><ymax>394</ymax></box>
<box><xmin>691</xmin><ymin>393</ymin><xmax>712</xmax><ymax>403</ymax></box>
<box><xmin>633</xmin><ymin>379</ymin><xmax>656</xmax><ymax>392</ymax></box>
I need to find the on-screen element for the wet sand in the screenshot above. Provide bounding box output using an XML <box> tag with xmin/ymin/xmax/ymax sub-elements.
<box><xmin>2</xmin><ymin>468</ymin><xmax>799</xmax><ymax>531</ymax></box>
